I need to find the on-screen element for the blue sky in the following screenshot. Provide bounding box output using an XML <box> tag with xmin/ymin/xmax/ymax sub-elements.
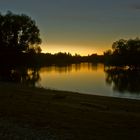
<box><xmin>0</xmin><ymin>0</ymin><xmax>140</xmax><ymax>55</ymax></box>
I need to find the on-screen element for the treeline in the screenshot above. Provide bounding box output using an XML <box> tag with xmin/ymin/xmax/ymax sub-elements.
<box><xmin>23</xmin><ymin>52</ymin><xmax>104</xmax><ymax>66</ymax></box>
<box><xmin>0</xmin><ymin>11</ymin><xmax>103</xmax><ymax>66</ymax></box>
<box><xmin>0</xmin><ymin>12</ymin><xmax>140</xmax><ymax>66</ymax></box>
<box><xmin>0</xmin><ymin>51</ymin><xmax>104</xmax><ymax>67</ymax></box>
<box><xmin>104</xmin><ymin>38</ymin><xmax>140</xmax><ymax>66</ymax></box>
<box><xmin>16</xmin><ymin>37</ymin><xmax>140</xmax><ymax>66</ymax></box>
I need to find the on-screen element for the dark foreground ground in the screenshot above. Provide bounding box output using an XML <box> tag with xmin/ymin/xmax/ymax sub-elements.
<box><xmin>0</xmin><ymin>82</ymin><xmax>140</xmax><ymax>140</ymax></box>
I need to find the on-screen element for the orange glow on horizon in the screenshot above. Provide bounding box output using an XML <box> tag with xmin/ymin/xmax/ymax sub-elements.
<box><xmin>41</xmin><ymin>44</ymin><xmax>108</xmax><ymax>56</ymax></box>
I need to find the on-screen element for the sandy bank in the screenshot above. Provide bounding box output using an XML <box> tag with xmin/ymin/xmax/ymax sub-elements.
<box><xmin>0</xmin><ymin>82</ymin><xmax>140</xmax><ymax>139</ymax></box>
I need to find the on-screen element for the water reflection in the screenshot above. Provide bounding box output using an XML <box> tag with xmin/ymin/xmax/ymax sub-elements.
<box><xmin>39</xmin><ymin>63</ymin><xmax>99</xmax><ymax>74</ymax></box>
<box><xmin>0</xmin><ymin>64</ymin><xmax>140</xmax><ymax>99</ymax></box>
<box><xmin>105</xmin><ymin>66</ymin><xmax>140</xmax><ymax>93</ymax></box>
<box><xmin>0</xmin><ymin>66</ymin><xmax>40</xmax><ymax>87</ymax></box>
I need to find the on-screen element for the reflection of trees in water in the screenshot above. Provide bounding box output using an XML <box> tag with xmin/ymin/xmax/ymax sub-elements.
<box><xmin>39</xmin><ymin>63</ymin><xmax>101</xmax><ymax>74</ymax></box>
<box><xmin>39</xmin><ymin>65</ymin><xmax>73</xmax><ymax>73</ymax></box>
<box><xmin>105</xmin><ymin>67</ymin><xmax>140</xmax><ymax>93</ymax></box>
<box><xmin>0</xmin><ymin>67</ymin><xmax>40</xmax><ymax>87</ymax></box>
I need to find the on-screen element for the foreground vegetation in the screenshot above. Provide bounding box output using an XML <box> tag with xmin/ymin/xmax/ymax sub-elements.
<box><xmin>0</xmin><ymin>83</ymin><xmax>140</xmax><ymax>139</ymax></box>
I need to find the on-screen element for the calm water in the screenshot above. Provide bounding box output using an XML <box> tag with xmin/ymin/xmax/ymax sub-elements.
<box><xmin>36</xmin><ymin>63</ymin><xmax>140</xmax><ymax>99</ymax></box>
<box><xmin>0</xmin><ymin>63</ymin><xmax>140</xmax><ymax>99</ymax></box>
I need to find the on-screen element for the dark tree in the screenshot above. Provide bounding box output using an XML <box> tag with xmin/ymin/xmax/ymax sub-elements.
<box><xmin>112</xmin><ymin>39</ymin><xmax>127</xmax><ymax>55</ymax></box>
<box><xmin>0</xmin><ymin>11</ymin><xmax>42</xmax><ymax>54</ymax></box>
<box><xmin>104</xmin><ymin>38</ymin><xmax>140</xmax><ymax>65</ymax></box>
<box><xmin>112</xmin><ymin>38</ymin><xmax>140</xmax><ymax>56</ymax></box>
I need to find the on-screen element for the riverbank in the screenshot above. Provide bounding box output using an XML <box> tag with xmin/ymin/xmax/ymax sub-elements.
<box><xmin>0</xmin><ymin>83</ymin><xmax>140</xmax><ymax>139</ymax></box>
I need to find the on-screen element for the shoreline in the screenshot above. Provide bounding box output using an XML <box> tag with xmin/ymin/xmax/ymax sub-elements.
<box><xmin>0</xmin><ymin>83</ymin><xmax>140</xmax><ymax>139</ymax></box>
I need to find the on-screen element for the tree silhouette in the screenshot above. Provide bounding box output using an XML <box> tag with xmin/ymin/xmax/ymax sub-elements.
<box><xmin>112</xmin><ymin>38</ymin><xmax>140</xmax><ymax>56</ymax></box>
<box><xmin>0</xmin><ymin>11</ymin><xmax>41</xmax><ymax>55</ymax></box>
<box><xmin>112</xmin><ymin>39</ymin><xmax>127</xmax><ymax>55</ymax></box>
<box><xmin>104</xmin><ymin>38</ymin><xmax>140</xmax><ymax>65</ymax></box>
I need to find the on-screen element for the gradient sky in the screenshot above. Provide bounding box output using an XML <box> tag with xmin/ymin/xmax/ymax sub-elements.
<box><xmin>0</xmin><ymin>0</ymin><xmax>140</xmax><ymax>55</ymax></box>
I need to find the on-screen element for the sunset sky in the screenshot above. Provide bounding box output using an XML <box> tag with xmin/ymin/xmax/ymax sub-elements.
<box><xmin>0</xmin><ymin>0</ymin><xmax>140</xmax><ymax>55</ymax></box>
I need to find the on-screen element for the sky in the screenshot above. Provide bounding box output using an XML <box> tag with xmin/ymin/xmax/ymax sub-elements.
<box><xmin>0</xmin><ymin>0</ymin><xmax>140</xmax><ymax>55</ymax></box>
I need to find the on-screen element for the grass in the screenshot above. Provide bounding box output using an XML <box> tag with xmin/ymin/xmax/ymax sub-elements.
<box><xmin>0</xmin><ymin>82</ymin><xmax>140</xmax><ymax>139</ymax></box>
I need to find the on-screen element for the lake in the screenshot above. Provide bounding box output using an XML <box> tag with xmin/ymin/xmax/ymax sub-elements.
<box><xmin>0</xmin><ymin>63</ymin><xmax>140</xmax><ymax>99</ymax></box>
<box><xmin>36</xmin><ymin>63</ymin><xmax>140</xmax><ymax>99</ymax></box>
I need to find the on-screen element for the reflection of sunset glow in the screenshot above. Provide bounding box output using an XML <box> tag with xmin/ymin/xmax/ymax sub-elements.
<box><xmin>36</xmin><ymin>63</ymin><xmax>107</xmax><ymax>95</ymax></box>
<box><xmin>39</xmin><ymin>63</ymin><xmax>104</xmax><ymax>75</ymax></box>
<box><xmin>36</xmin><ymin>64</ymin><xmax>140</xmax><ymax>98</ymax></box>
